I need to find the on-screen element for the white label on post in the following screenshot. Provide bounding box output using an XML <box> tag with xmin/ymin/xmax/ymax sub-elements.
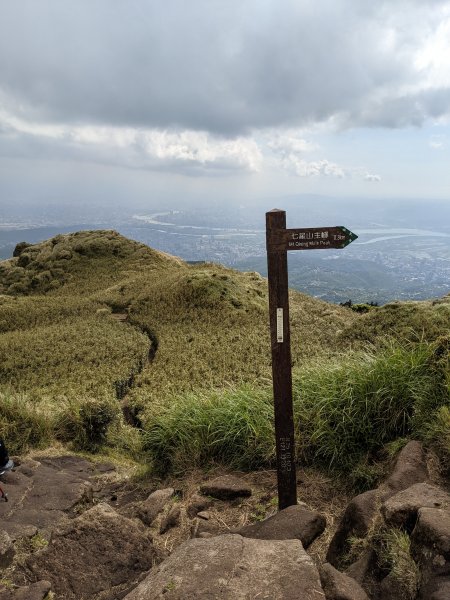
<box><xmin>277</xmin><ymin>308</ymin><xmax>284</xmax><ymax>342</ymax></box>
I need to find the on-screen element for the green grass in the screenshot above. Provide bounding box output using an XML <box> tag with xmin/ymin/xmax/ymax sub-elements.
<box><xmin>143</xmin><ymin>342</ymin><xmax>449</xmax><ymax>475</ymax></box>
<box><xmin>143</xmin><ymin>386</ymin><xmax>275</xmax><ymax>474</ymax></box>
<box><xmin>0</xmin><ymin>390</ymin><xmax>55</xmax><ymax>454</ymax></box>
<box><xmin>377</xmin><ymin>528</ymin><xmax>420</xmax><ymax>600</ymax></box>
<box><xmin>294</xmin><ymin>342</ymin><xmax>448</xmax><ymax>470</ymax></box>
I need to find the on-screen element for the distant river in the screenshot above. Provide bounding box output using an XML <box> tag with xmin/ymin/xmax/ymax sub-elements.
<box><xmin>355</xmin><ymin>228</ymin><xmax>450</xmax><ymax>245</ymax></box>
<box><xmin>134</xmin><ymin>215</ymin><xmax>450</xmax><ymax>244</ymax></box>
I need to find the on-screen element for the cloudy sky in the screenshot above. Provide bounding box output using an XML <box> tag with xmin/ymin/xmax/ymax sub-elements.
<box><xmin>1</xmin><ymin>0</ymin><xmax>450</xmax><ymax>212</ymax></box>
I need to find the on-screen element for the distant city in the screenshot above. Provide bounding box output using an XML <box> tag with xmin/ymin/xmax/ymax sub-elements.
<box><xmin>1</xmin><ymin>196</ymin><xmax>449</xmax><ymax>305</ymax></box>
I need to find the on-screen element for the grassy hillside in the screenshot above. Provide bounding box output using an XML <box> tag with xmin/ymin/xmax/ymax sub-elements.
<box><xmin>0</xmin><ymin>230</ymin><xmax>448</xmax><ymax>480</ymax></box>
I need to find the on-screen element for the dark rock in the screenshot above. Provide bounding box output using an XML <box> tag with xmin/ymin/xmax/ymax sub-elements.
<box><xmin>159</xmin><ymin>505</ymin><xmax>181</xmax><ymax>534</ymax></box>
<box><xmin>191</xmin><ymin>518</ymin><xmax>220</xmax><ymax>538</ymax></box>
<box><xmin>12</xmin><ymin>242</ymin><xmax>32</xmax><ymax>258</ymax></box>
<box><xmin>378</xmin><ymin>571</ymin><xmax>417</xmax><ymax>600</ymax></box>
<box><xmin>411</xmin><ymin>507</ymin><xmax>450</xmax><ymax>560</ymax></box>
<box><xmin>123</xmin><ymin>534</ymin><xmax>324</xmax><ymax>600</ymax></box>
<box><xmin>200</xmin><ymin>475</ymin><xmax>252</xmax><ymax>500</ymax></box>
<box><xmin>327</xmin><ymin>441</ymin><xmax>430</xmax><ymax>567</ymax></box>
<box><xmin>0</xmin><ymin>580</ymin><xmax>51</xmax><ymax>600</ymax></box>
<box><xmin>237</xmin><ymin>504</ymin><xmax>326</xmax><ymax>548</ymax></box>
<box><xmin>0</xmin><ymin>530</ymin><xmax>14</xmax><ymax>569</ymax></box>
<box><xmin>344</xmin><ymin>549</ymin><xmax>376</xmax><ymax>586</ymax></box>
<box><xmin>320</xmin><ymin>562</ymin><xmax>369</xmax><ymax>600</ymax></box>
<box><xmin>25</xmin><ymin>503</ymin><xmax>157</xmax><ymax>600</ymax></box>
<box><xmin>411</xmin><ymin>507</ymin><xmax>450</xmax><ymax>595</ymax></box>
<box><xmin>418</xmin><ymin>570</ymin><xmax>450</xmax><ymax>600</ymax></box>
<box><xmin>384</xmin><ymin>440</ymin><xmax>429</xmax><ymax>495</ymax></box>
<box><xmin>186</xmin><ymin>494</ymin><xmax>213</xmax><ymax>518</ymax></box>
<box><xmin>382</xmin><ymin>483</ymin><xmax>450</xmax><ymax>531</ymax></box>
<box><xmin>327</xmin><ymin>489</ymin><xmax>380</xmax><ymax>565</ymax></box>
<box><xmin>129</xmin><ymin>488</ymin><xmax>174</xmax><ymax>526</ymax></box>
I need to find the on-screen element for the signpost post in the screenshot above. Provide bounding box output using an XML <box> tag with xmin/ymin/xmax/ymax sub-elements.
<box><xmin>266</xmin><ymin>209</ymin><xmax>358</xmax><ymax>510</ymax></box>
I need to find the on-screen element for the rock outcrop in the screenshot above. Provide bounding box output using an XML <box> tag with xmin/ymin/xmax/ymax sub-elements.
<box><xmin>237</xmin><ymin>503</ymin><xmax>326</xmax><ymax>548</ymax></box>
<box><xmin>123</xmin><ymin>533</ymin><xmax>324</xmax><ymax>600</ymax></box>
<box><xmin>126</xmin><ymin>487</ymin><xmax>175</xmax><ymax>527</ymax></box>
<box><xmin>326</xmin><ymin>442</ymin><xmax>450</xmax><ymax>598</ymax></box>
<box><xmin>199</xmin><ymin>475</ymin><xmax>252</xmax><ymax>500</ymax></box>
<box><xmin>24</xmin><ymin>503</ymin><xmax>158</xmax><ymax>600</ymax></box>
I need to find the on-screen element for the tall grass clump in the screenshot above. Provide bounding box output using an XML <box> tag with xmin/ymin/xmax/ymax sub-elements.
<box><xmin>55</xmin><ymin>397</ymin><xmax>119</xmax><ymax>452</ymax></box>
<box><xmin>377</xmin><ymin>528</ymin><xmax>420</xmax><ymax>600</ymax></box>
<box><xmin>142</xmin><ymin>341</ymin><xmax>448</xmax><ymax>476</ymax></box>
<box><xmin>0</xmin><ymin>390</ymin><xmax>54</xmax><ymax>453</ymax></box>
<box><xmin>142</xmin><ymin>386</ymin><xmax>275</xmax><ymax>474</ymax></box>
<box><xmin>422</xmin><ymin>405</ymin><xmax>450</xmax><ymax>473</ymax></box>
<box><xmin>294</xmin><ymin>342</ymin><xmax>449</xmax><ymax>471</ymax></box>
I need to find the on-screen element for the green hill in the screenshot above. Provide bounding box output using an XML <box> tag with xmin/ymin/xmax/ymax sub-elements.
<box><xmin>0</xmin><ymin>230</ymin><xmax>448</xmax><ymax>480</ymax></box>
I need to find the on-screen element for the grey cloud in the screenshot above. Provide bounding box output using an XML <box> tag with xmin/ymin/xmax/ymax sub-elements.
<box><xmin>0</xmin><ymin>121</ymin><xmax>261</xmax><ymax>176</ymax></box>
<box><xmin>0</xmin><ymin>1</ymin><xmax>449</xmax><ymax>135</ymax></box>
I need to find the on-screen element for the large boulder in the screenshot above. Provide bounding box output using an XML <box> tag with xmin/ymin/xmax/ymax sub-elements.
<box><xmin>237</xmin><ymin>504</ymin><xmax>326</xmax><ymax>548</ymax></box>
<box><xmin>411</xmin><ymin>507</ymin><xmax>450</xmax><ymax>598</ymax></box>
<box><xmin>382</xmin><ymin>483</ymin><xmax>450</xmax><ymax>531</ymax></box>
<box><xmin>327</xmin><ymin>441</ymin><xmax>430</xmax><ymax>566</ymax></box>
<box><xmin>24</xmin><ymin>503</ymin><xmax>158</xmax><ymax>600</ymax></box>
<box><xmin>123</xmin><ymin>533</ymin><xmax>324</xmax><ymax>600</ymax></box>
<box><xmin>200</xmin><ymin>475</ymin><xmax>252</xmax><ymax>500</ymax></box>
<box><xmin>411</xmin><ymin>507</ymin><xmax>450</xmax><ymax>561</ymax></box>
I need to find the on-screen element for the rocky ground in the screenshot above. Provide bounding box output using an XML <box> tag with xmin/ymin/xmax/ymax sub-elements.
<box><xmin>0</xmin><ymin>442</ymin><xmax>448</xmax><ymax>599</ymax></box>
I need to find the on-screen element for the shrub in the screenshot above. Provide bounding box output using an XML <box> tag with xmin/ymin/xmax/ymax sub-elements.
<box><xmin>55</xmin><ymin>397</ymin><xmax>119</xmax><ymax>452</ymax></box>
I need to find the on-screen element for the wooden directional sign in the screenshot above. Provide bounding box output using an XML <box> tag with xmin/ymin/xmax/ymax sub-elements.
<box><xmin>266</xmin><ymin>210</ymin><xmax>357</xmax><ymax>510</ymax></box>
<box><xmin>269</xmin><ymin>227</ymin><xmax>358</xmax><ymax>252</ymax></box>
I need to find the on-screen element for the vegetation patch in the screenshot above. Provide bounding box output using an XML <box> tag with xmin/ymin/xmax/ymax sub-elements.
<box><xmin>0</xmin><ymin>231</ymin><xmax>449</xmax><ymax>479</ymax></box>
<box><xmin>143</xmin><ymin>342</ymin><xmax>449</xmax><ymax>475</ymax></box>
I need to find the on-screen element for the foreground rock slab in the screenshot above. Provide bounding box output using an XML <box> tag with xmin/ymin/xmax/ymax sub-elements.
<box><xmin>25</xmin><ymin>503</ymin><xmax>157</xmax><ymax>600</ymax></box>
<box><xmin>237</xmin><ymin>504</ymin><xmax>326</xmax><ymax>548</ymax></box>
<box><xmin>124</xmin><ymin>533</ymin><xmax>324</xmax><ymax>600</ymax></box>
<box><xmin>200</xmin><ymin>475</ymin><xmax>252</xmax><ymax>500</ymax></box>
<box><xmin>0</xmin><ymin>456</ymin><xmax>100</xmax><ymax>540</ymax></box>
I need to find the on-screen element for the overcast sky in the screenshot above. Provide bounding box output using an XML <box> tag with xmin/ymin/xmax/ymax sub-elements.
<box><xmin>1</xmin><ymin>0</ymin><xmax>450</xmax><ymax>213</ymax></box>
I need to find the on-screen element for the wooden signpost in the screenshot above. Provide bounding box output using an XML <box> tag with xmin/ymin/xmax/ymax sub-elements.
<box><xmin>266</xmin><ymin>209</ymin><xmax>358</xmax><ymax>509</ymax></box>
